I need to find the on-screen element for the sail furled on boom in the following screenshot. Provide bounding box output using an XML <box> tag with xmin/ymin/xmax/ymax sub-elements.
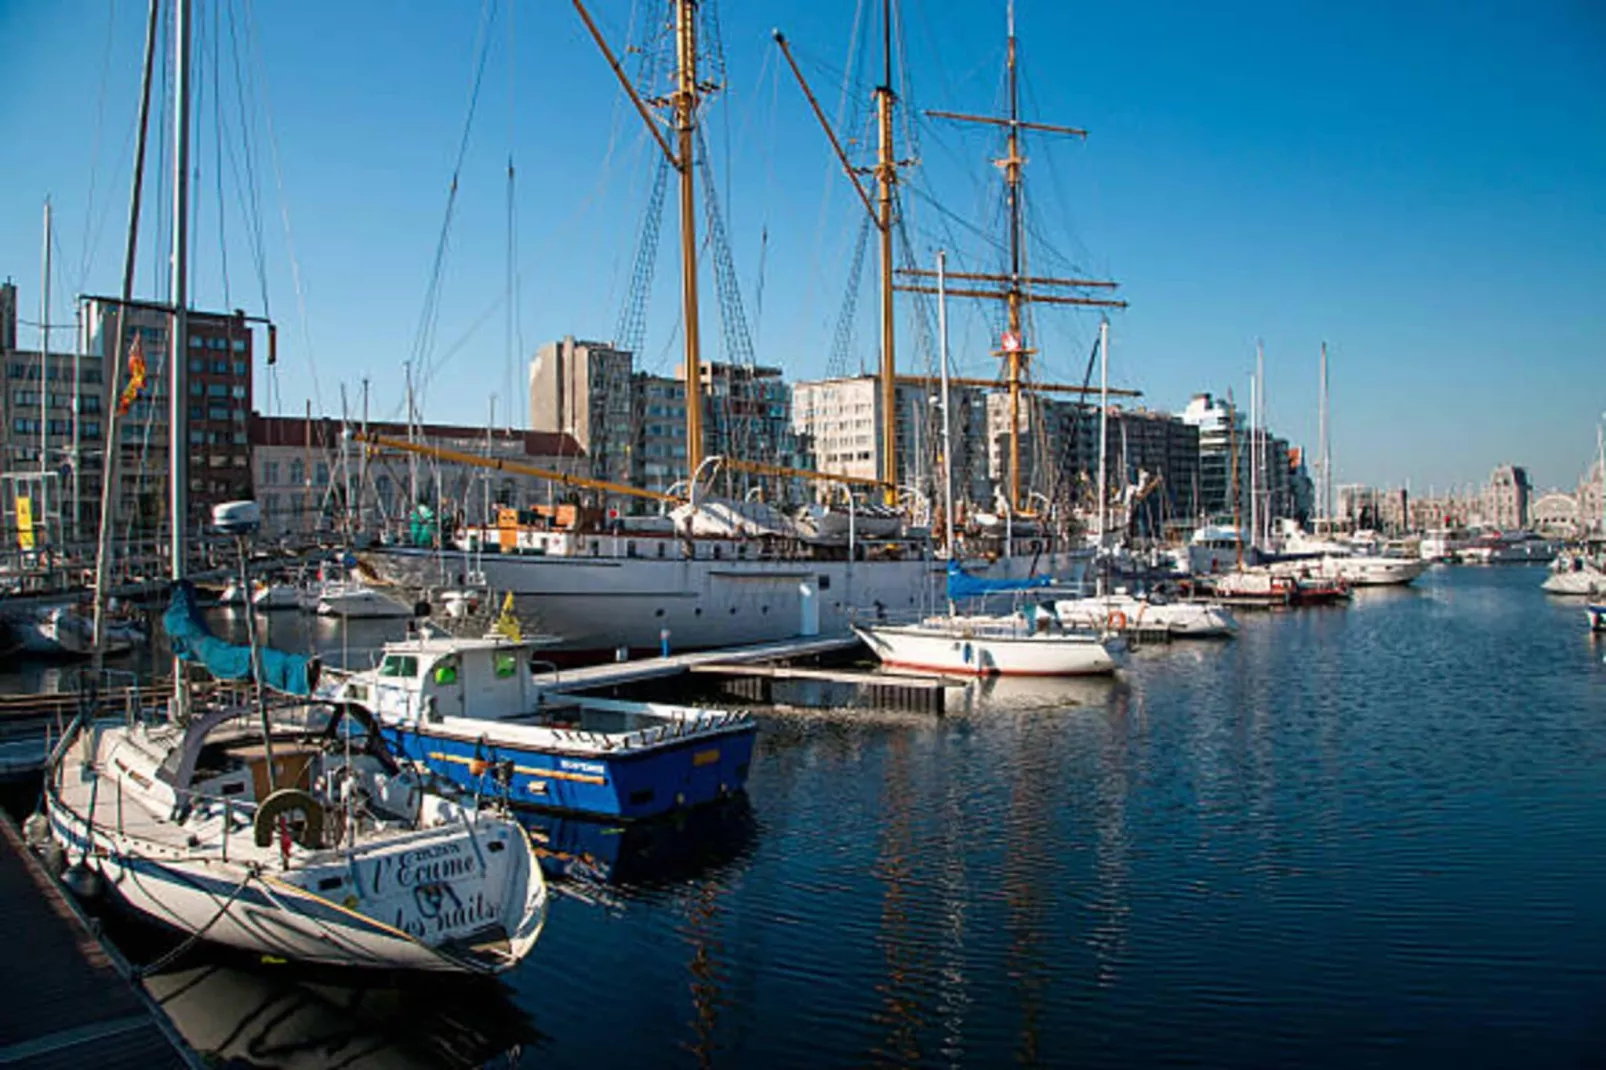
<box><xmin>945</xmin><ymin>559</ymin><xmax>1051</xmax><ymax>601</ymax></box>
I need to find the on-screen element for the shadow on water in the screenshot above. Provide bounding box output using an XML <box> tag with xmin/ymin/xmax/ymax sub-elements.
<box><xmin>521</xmin><ymin>796</ymin><xmax>759</xmax><ymax>890</ymax></box>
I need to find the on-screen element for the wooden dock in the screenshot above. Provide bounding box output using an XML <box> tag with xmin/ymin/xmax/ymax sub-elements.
<box><xmin>0</xmin><ymin>814</ymin><xmax>195</xmax><ymax>1068</ymax></box>
<box><xmin>535</xmin><ymin>635</ymin><xmax>965</xmax><ymax>715</ymax></box>
<box><xmin>534</xmin><ymin>635</ymin><xmax>865</xmax><ymax>695</ymax></box>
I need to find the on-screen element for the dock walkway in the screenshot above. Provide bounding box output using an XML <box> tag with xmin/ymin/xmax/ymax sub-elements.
<box><xmin>0</xmin><ymin>814</ymin><xmax>194</xmax><ymax>1068</ymax></box>
<box><xmin>535</xmin><ymin>635</ymin><xmax>864</xmax><ymax>696</ymax></box>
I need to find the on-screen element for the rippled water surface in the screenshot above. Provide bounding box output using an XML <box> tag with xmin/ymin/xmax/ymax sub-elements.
<box><xmin>36</xmin><ymin>565</ymin><xmax>1606</xmax><ymax>1067</ymax></box>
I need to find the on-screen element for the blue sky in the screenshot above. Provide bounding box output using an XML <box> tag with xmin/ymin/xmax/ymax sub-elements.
<box><xmin>0</xmin><ymin>0</ymin><xmax>1602</xmax><ymax>494</ymax></box>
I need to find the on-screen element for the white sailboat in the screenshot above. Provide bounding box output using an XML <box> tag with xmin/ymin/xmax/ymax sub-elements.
<box><xmin>853</xmin><ymin>253</ymin><xmax>1121</xmax><ymax>679</ymax></box>
<box><xmin>42</xmin><ymin>688</ymin><xmax>547</xmax><ymax>973</ymax></box>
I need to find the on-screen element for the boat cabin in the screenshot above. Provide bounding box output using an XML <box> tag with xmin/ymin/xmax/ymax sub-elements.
<box><xmin>335</xmin><ymin>636</ymin><xmax>544</xmax><ymax>724</ymax></box>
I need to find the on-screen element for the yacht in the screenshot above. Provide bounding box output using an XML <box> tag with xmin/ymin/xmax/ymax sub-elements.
<box><xmin>1541</xmin><ymin>548</ymin><xmax>1606</xmax><ymax>596</ymax></box>
<box><xmin>1049</xmin><ymin>591</ymin><xmax>1237</xmax><ymax>638</ymax></box>
<box><xmin>855</xmin><ymin>612</ymin><xmax>1122</xmax><ymax>677</ymax></box>
<box><xmin>852</xmin><ymin>562</ymin><xmax>1122</xmax><ymax>677</ymax></box>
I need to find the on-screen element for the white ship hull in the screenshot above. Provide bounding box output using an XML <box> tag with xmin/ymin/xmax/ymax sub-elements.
<box><xmin>1052</xmin><ymin>595</ymin><xmax>1237</xmax><ymax>637</ymax></box>
<box><xmin>1321</xmin><ymin>555</ymin><xmax>1429</xmax><ymax>587</ymax></box>
<box><xmin>854</xmin><ymin>619</ymin><xmax>1119</xmax><ymax>677</ymax></box>
<box><xmin>363</xmin><ymin>546</ymin><xmax>1087</xmax><ymax>655</ymax></box>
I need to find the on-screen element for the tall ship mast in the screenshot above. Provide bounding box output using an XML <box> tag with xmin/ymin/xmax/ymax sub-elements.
<box><xmin>359</xmin><ymin>0</ymin><xmax>1092</xmax><ymax>658</ymax></box>
<box><xmin>900</xmin><ymin>1</ymin><xmax>1126</xmax><ymax>520</ymax></box>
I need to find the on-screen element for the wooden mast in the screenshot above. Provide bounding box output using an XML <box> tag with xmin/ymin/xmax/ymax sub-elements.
<box><xmin>673</xmin><ymin>0</ymin><xmax>704</xmax><ymax>482</ymax></box>
<box><xmin>573</xmin><ymin>0</ymin><xmax>705</xmax><ymax>485</ymax></box>
<box><xmin>873</xmin><ymin>0</ymin><xmax>897</xmax><ymax>507</ymax></box>
<box><xmin>917</xmin><ymin>0</ymin><xmax>1126</xmax><ymax>517</ymax></box>
<box><xmin>776</xmin><ymin>1</ymin><xmax>902</xmax><ymax>507</ymax></box>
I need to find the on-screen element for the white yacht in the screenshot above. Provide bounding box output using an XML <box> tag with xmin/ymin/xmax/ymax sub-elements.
<box><xmin>315</xmin><ymin>580</ymin><xmax>413</xmax><ymax>619</ymax></box>
<box><xmin>1050</xmin><ymin>592</ymin><xmax>1237</xmax><ymax>638</ymax></box>
<box><xmin>855</xmin><ymin>612</ymin><xmax>1122</xmax><ymax>677</ymax></box>
<box><xmin>1541</xmin><ymin>549</ymin><xmax>1606</xmax><ymax>596</ymax></box>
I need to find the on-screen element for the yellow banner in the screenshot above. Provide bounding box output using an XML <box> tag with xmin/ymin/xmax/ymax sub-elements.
<box><xmin>15</xmin><ymin>496</ymin><xmax>34</xmax><ymax>551</ymax></box>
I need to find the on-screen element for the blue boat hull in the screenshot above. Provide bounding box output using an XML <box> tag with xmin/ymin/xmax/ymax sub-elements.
<box><xmin>384</xmin><ymin>724</ymin><xmax>757</xmax><ymax>820</ymax></box>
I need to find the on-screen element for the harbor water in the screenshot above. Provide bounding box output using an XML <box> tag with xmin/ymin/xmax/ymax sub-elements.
<box><xmin>9</xmin><ymin>562</ymin><xmax>1606</xmax><ymax>1067</ymax></box>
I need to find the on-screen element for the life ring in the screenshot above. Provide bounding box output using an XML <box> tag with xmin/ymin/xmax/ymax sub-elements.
<box><xmin>1107</xmin><ymin>610</ymin><xmax>1128</xmax><ymax>631</ymax></box>
<box><xmin>253</xmin><ymin>788</ymin><xmax>325</xmax><ymax>849</ymax></box>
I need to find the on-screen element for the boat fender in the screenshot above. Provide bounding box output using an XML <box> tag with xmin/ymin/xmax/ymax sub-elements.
<box><xmin>1108</xmin><ymin>610</ymin><xmax>1128</xmax><ymax>631</ymax></box>
<box><xmin>253</xmin><ymin>788</ymin><xmax>324</xmax><ymax>849</ymax></box>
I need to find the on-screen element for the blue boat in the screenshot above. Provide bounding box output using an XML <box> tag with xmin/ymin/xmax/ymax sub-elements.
<box><xmin>322</xmin><ymin>634</ymin><xmax>757</xmax><ymax>820</ymax></box>
<box><xmin>1589</xmin><ymin>603</ymin><xmax>1606</xmax><ymax>632</ymax></box>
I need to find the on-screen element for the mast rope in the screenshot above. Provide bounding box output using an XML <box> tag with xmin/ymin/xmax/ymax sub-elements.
<box><xmin>408</xmin><ymin>0</ymin><xmax>499</xmax><ymax>418</ymax></box>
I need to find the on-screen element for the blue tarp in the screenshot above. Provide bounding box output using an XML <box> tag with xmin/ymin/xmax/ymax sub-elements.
<box><xmin>163</xmin><ymin>581</ymin><xmax>318</xmax><ymax>696</ymax></box>
<box><xmin>946</xmin><ymin>560</ymin><xmax>1053</xmax><ymax>602</ymax></box>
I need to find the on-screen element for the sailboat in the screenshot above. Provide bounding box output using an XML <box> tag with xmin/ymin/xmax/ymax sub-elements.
<box><xmin>357</xmin><ymin>0</ymin><xmax>1089</xmax><ymax>658</ymax></box>
<box><xmin>853</xmin><ymin>254</ymin><xmax>1121</xmax><ymax>678</ymax></box>
<box><xmin>39</xmin><ymin>0</ymin><xmax>547</xmax><ymax>974</ymax></box>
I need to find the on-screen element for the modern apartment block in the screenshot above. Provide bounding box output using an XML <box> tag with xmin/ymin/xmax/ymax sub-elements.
<box><xmin>1482</xmin><ymin>464</ymin><xmax>1531</xmax><ymax>530</ymax></box>
<box><xmin>791</xmin><ymin>375</ymin><xmax>992</xmax><ymax>508</ymax></box>
<box><xmin>77</xmin><ymin>298</ymin><xmax>255</xmax><ymax>537</ymax></box>
<box><xmin>528</xmin><ymin>337</ymin><xmax>634</xmax><ymax>490</ymax></box>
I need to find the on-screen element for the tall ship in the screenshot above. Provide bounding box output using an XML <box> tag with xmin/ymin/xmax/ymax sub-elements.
<box><xmin>360</xmin><ymin>1</ymin><xmax>1123</xmax><ymax>657</ymax></box>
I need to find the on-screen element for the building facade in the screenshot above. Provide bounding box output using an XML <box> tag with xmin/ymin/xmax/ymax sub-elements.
<box><xmin>1482</xmin><ymin>464</ymin><xmax>1531</xmax><ymax>530</ymax></box>
<box><xmin>251</xmin><ymin>414</ymin><xmax>583</xmax><ymax>539</ymax></box>
<box><xmin>529</xmin><ymin>337</ymin><xmax>634</xmax><ymax>490</ymax></box>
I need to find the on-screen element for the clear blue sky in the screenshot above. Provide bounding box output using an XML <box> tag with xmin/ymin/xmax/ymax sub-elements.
<box><xmin>1</xmin><ymin>0</ymin><xmax>1602</xmax><ymax>494</ymax></box>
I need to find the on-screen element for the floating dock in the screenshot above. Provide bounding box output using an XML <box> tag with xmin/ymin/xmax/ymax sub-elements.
<box><xmin>534</xmin><ymin>635</ymin><xmax>961</xmax><ymax>715</ymax></box>
<box><xmin>0</xmin><ymin>814</ymin><xmax>194</xmax><ymax>1068</ymax></box>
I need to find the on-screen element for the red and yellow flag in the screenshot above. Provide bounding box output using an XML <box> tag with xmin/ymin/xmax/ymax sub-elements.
<box><xmin>116</xmin><ymin>333</ymin><xmax>147</xmax><ymax>416</ymax></box>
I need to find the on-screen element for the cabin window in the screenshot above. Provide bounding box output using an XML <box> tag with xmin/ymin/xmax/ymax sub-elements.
<box><xmin>432</xmin><ymin>658</ymin><xmax>459</xmax><ymax>685</ymax></box>
<box><xmin>379</xmin><ymin>655</ymin><xmax>418</xmax><ymax>678</ymax></box>
<box><xmin>657</xmin><ymin>542</ymin><xmax>666</xmax><ymax>559</ymax></box>
<box><xmin>818</xmin><ymin>574</ymin><xmax>831</xmax><ymax>590</ymax></box>
<box><xmin>494</xmin><ymin>652</ymin><xmax>518</xmax><ymax>679</ymax></box>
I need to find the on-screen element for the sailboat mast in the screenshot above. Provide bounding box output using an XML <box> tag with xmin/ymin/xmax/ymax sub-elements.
<box><xmin>674</xmin><ymin>0</ymin><xmax>705</xmax><ymax>483</ymax></box>
<box><xmin>1096</xmin><ymin>319</ymin><xmax>1108</xmax><ymax>545</ymax></box>
<box><xmin>1004</xmin><ymin>2</ymin><xmax>1027</xmax><ymax>518</ymax></box>
<box><xmin>39</xmin><ymin>202</ymin><xmax>51</xmax><ymax>497</ymax></box>
<box><xmin>169</xmin><ymin>0</ymin><xmax>192</xmax><ymax>715</ymax></box>
<box><xmin>937</xmin><ymin>250</ymin><xmax>954</xmax><ymax>558</ymax></box>
<box><xmin>1249</xmin><ymin>367</ymin><xmax>1258</xmax><ymax>551</ymax></box>
<box><xmin>91</xmin><ymin>0</ymin><xmax>160</xmax><ymax>673</ymax></box>
<box><xmin>874</xmin><ymin>0</ymin><xmax>897</xmax><ymax>507</ymax></box>
<box><xmin>1318</xmin><ymin>340</ymin><xmax>1329</xmax><ymax>523</ymax></box>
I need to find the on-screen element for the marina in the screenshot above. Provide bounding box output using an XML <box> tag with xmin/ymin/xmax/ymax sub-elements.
<box><xmin>0</xmin><ymin>0</ymin><xmax>1600</xmax><ymax>1064</ymax></box>
<box><xmin>0</xmin><ymin>563</ymin><xmax>1602</xmax><ymax>1066</ymax></box>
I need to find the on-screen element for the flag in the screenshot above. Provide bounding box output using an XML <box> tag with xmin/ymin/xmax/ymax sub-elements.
<box><xmin>492</xmin><ymin>592</ymin><xmax>522</xmax><ymax>643</ymax></box>
<box><xmin>1001</xmin><ymin>330</ymin><xmax>1022</xmax><ymax>353</ymax></box>
<box><xmin>116</xmin><ymin>334</ymin><xmax>147</xmax><ymax>416</ymax></box>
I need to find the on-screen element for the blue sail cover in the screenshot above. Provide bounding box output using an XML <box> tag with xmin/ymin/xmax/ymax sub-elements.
<box><xmin>163</xmin><ymin>581</ymin><xmax>317</xmax><ymax>696</ymax></box>
<box><xmin>946</xmin><ymin>560</ymin><xmax>1053</xmax><ymax>601</ymax></box>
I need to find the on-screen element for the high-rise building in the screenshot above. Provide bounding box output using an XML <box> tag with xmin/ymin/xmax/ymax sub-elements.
<box><xmin>79</xmin><ymin>298</ymin><xmax>255</xmax><ymax>536</ymax></box>
<box><xmin>528</xmin><ymin>337</ymin><xmax>634</xmax><ymax>491</ymax></box>
<box><xmin>792</xmin><ymin>375</ymin><xmax>992</xmax><ymax>508</ymax></box>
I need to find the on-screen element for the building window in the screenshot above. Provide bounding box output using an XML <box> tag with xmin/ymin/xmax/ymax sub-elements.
<box><xmin>231</xmin><ymin>385</ymin><xmax>247</xmax><ymax>400</ymax></box>
<box><xmin>314</xmin><ymin>463</ymin><xmax>329</xmax><ymax>487</ymax></box>
<box><xmin>190</xmin><ymin>382</ymin><xmax>204</xmax><ymax>396</ymax></box>
<box><xmin>263</xmin><ymin>461</ymin><xmax>280</xmax><ymax>485</ymax></box>
<box><xmin>208</xmin><ymin>383</ymin><xmax>228</xmax><ymax>398</ymax></box>
<box><xmin>290</xmin><ymin>459</ymin><xmax>304</xmax><ymax>485</ymax></box>
<box><xmin>189</xmin><ymin>334</ymin><xmax>204</xmax><ymax>348</ymax></box>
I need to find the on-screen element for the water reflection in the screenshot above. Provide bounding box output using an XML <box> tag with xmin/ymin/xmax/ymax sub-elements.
<box><xmin>520</xmin><ymin>798</ymin><xmax>758</xmax><ymax>888</ymax></box>
<box><xmin>138</xmin><ymin>953</ymin><xmax>541</xmax><ymax>1068</ymax></box>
